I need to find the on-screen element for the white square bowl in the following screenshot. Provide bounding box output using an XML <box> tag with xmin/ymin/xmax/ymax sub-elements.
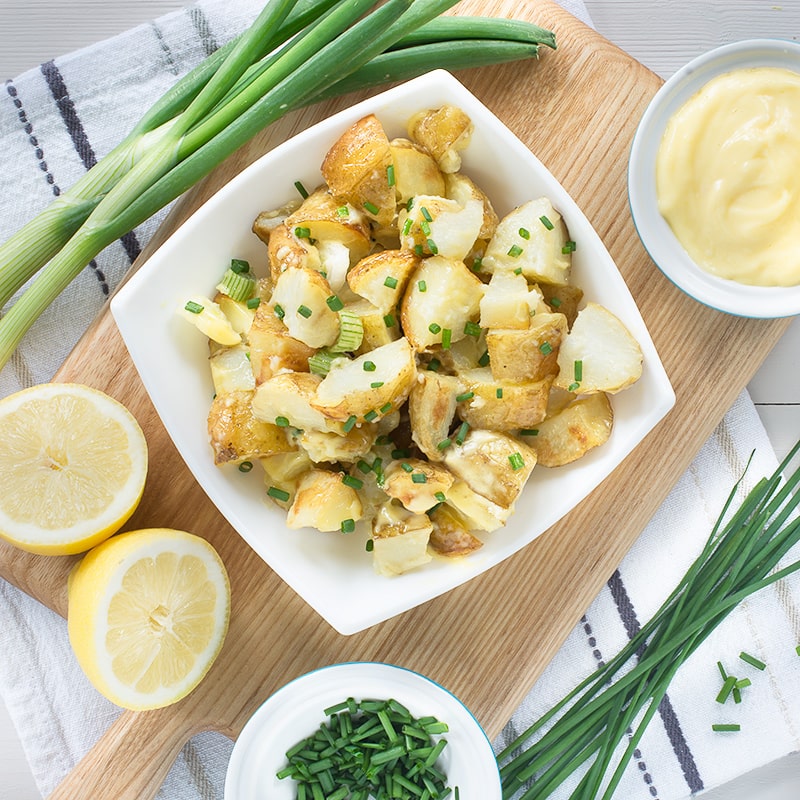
<box><xmin>111</xmin><ymin>70</ymin><xmax>675</xmax><ymax>636</ymax></box>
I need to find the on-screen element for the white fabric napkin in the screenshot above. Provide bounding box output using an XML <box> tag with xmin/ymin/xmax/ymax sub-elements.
<box><xmin>1</xmin><ymin>2</ymin><xmax>797</xmax><ymax>799</ymax></box>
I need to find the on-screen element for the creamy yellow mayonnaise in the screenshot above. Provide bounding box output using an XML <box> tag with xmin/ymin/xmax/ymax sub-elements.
<box><xmin>656</xmin><ymin>66</ymin><xmax>800</xmax><ymax>287</ymax></box>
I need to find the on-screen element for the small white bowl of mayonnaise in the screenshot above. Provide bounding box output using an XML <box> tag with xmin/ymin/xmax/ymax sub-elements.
<box><xmin>628</xmin><ymin>38</ymin><xmax>800</xmax><ymax>318</ymax></box>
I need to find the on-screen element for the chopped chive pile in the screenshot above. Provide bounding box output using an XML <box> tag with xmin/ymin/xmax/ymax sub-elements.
<box><xmin>277</xmin><ymin>697</ymin><xmax>457</xmax><ymax>799</ymax></box>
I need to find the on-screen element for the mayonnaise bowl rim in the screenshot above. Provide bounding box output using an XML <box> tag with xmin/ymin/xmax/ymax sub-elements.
<box><xmin>628</xmin><ymin>37</ymin><xmax>800</xmax><ymax>319</ymax></box>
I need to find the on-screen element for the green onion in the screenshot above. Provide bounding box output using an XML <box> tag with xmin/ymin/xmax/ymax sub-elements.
<box><xmin>308</xmin><ymin>349</ymin><xmax>343</xmax><ymax>375</ymax></box>
<box><xmin>712</xmin><ymin>723</ymin><xmax>741</xmax><ymax>732</ymax></box>
<box><xmin>216</xmin><ymin>266</ymin><xmax>256</xmax><ymax>301</ymax></box>
<box><xmin>456</xmin><ymin>391</ymin><xmax>474</xmax><ymax>402</ymax></box>
<box><xmin>343</xmin><ymin>415</ymin><xmax>357</xmax><ymax>433</ymax></box>
<box><xmin>383</xmin><ymin>313</ymin><xmax>396</xmax><ymax>328</ymax></box>
<box><xmin>401</xmin><ymin>462</ymin><xmax>414</xmax><ymax>473</ymax></box>
<box><xmin>330</xmin><ymin>309</ymin><xmax>364</xmax><ymax>353</ymax></box>
<box><xmin>294</xmin><ymin>180</ymin><xmax>309</xmax><ymax>199</ymax></box>
<box><xmin>507</xmin><ymin>244</ymin><xmax>523</xmax><ymax>258</ymax></box>
<box><xmin>539</xmin><ymin>341</ymin><xmax>553</xmax><ymax>355</ymax></box>
<box><xmin>739</xmin><ymin>651</ymin><xmax>766</xmax><ymax>671</ymax></box>
<box><xmin>274</xmin><ymin>303</ymin><xmax>285</xmax><ymax>320</ymax></box>
<box><xmin>434</xmin><ymin>491</ymin><xmax>446</xmax><ymax>502</ymax></box>
<box><xmin>363</xmin><ymin>360</ymin><xmax>377</xmax><ymax>372</ymax></box>
<box><xmin>326</xmin><ymin>294</ymin><xmax>344</xmax><ymax>312</ymax></box>
<box><xmin>363</xmin><ymin>201</ymin><xmax>380</xmax><ymax>215</ymax></box>
<box><xmin>384</xmin><ymin>275</ymin><xmax>398</xmax><ymax>289</ymax></box>
<box><xmin>441</xmin><ymin>327</ymin><xmax>452</xmax><ymax>349</ymax></box>
<box><xmin>464</xmin><ymin>320</ymin><xmax>481</xmax><ymax>337</ymax></box>
<box><xmin>418</xmin><ymin>280</ymin><xmax>427</xmax><ymax>292</ymax></box>
<box><xmin>519</xmin><ymin>428</ymin><xmax>539</xmax><ymax>436</ymax></box>
<box><xmin>498</xmin><ymin>441</ymin><xmax>800</xmax><ymax>800</ymax></box>
<box><xmin>267</xmin><ymin>486</ymin><xmax>290</xmax><ymax>502</ymax></box>
<box><xmin>0</xmin><ymin>0</ymin><xmax>556</xmax><ymax>372</ymax></box>
<box><xmin>715</xmin><ymin>675</ymin><xmax>736</xmax><ymax>704</ymax></box>
<box><xmin>336</xmin><ymin>205</ymin><xmax>349</xmax><ymax>217</ymax></box>
<box><xmin>294</xmin><ymin>225</ymin><xmax>312</xmax><ymax>239</ymax></box>
<box><xmin>518</xmin><ymin>227</ymin><xmax>530</xmax><ymax>239</ymax></box>
<box><xmin>342</xmin><ymin>474</ymin><xmax>363</xmax><ymax>490</ymax></box>
<box><xmin>539</xmin><ymin>214</ymin><xmax>554</xmax><ymax>230</ymax></box>
<box><xmin>508</xmin><ymin>452</ymin><xmax>525</xmax><ymax>471</ymax></box>
<box><xmin>574</xmin><ymin>359</ymin><xmax>583</xmax><ymax>382</ymax></box>
<box><xmin>365</xmin><ymin>539</ymin><xmax>374</xmax><ymax>552</ymax></box>
<box><xmin>184</xmin><ymin>300</ymin><xmax>204</xmax><ymax>314</ymax></box>
<box><xmin>478</xmin><ymin>349</ymin><xmax>490</xmax><ymax>367</ymax></box>
<box><xmin>386</xmin><ymin>164</ymin><xmax>396</xmax><ymax>187</ymax></box>
<box><xmin>379</xmin><ymin>402</ymin><xmax>392</xmax><ymax>414</ymax></box>
<box><xmin>230</xmin><ymin>258</ymin><xmax>250</xmax><ymax>273</ymax></box>
<box><xmin>428</xmin><ymin>322</ymin><xmax>441</xmax><ymax>335</ymax></box>
<box><xmin>340</xmin><ymin>518</ymin><xmax>356</xmax><ymax>533</ymax></box>
<box><xmin>562</xmin><ymin>240</ymin><xmax>577</xmax><ymax>253</ymax></box>
<box><xmin>364</xmin><ymin>410</ymin><xmax>378</xmax><ymax>422</ymax></box>
<box><xmin>437</xmin><ymin>438</ymin><xmax>451</xmax><ymax>451</ymax></box>
<box><xmin>297</xmin><ymin>304</ymin><xmax>312</xmax><ymax>318</ymax></box>
<box><xmin>238</xmin><ymin>460</ymin><xmax>254</xmax><ymax>472</ymax></box>
<box><xmin>496</xmin><ymin>387</ymin><xmax>504</xmax><ymax>399</ymax></box>
<box><xmin>411</xmin><ymin>473</ymin><xmax>427</xmax><ymax>484</ymax></box>
<box><xmin>246</xmin><ymin>296</ymin><xmax>261</xmax><ymax>309</ymax></box>
<box><xmin>275</xmin><ymin>415</ymin><xmax>290</xmax><ymax>427</ymax></box>
<box><xmin>454</xmin><ymin>421</ymin><xmax>469</xmax><ymax>446</ymax></box>
<box><xmin>427</xmin><ymin>238</ymin><xmax>439</xmax><ymax>254</ymax></box>
<box><xmin>370</xmin><ymin>381</ymin><xmax>384</xmax><ymax>388</ymax></box>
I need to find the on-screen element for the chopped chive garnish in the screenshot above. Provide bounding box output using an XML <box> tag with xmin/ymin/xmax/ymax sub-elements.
<box><xmin>539</xmin><ymin>341</ymin><xmax>553</xmax><ymax>355</ymax></box>
<box><xmin>421</xmin><ymin>206</ymin><xmax>433</xmax><ymax>222</ymax></box>
<box><xmin>294</xmin><ymin>180</ymin><xmax>308</xmax><ymax>198</ymax></box>
<box><xmin>274</xmin><ymin>303</ymin><xmax>285</xmax><ymax>320</ymax></box>
<box><xmin>365</xmin><ymin>539</ymin><xmax>374</xmax><ymax>552</ymax></box>
<box><xmin>336</xmin><ymin>205</ymin><xmax>349</xmax><ymax>217</ymax></box>
<box><xmin>326</xmin><ymin>295</ymin><xmax>344</xmax><ymax>312</ymax></box>
<box><xmin>401</xmin><ymin>462</ymin><xmax>414</xmax><ymax>473</ymax></box>
<box><xmin>464</xmin><ymin>321</ymin><xmax>481</xmax><ymax>337</ymax></box>
<box><xmin>508</xmin><ymin>244</ymin><xmax>523</xmax><ymax>258</ymax></box>
<box><xmin>386</xmin><ymin>164</ymin><xmax>396</xmax><ymax>187</ymax></box>
<box><xmin>294</xmin><ymin>225</ymin><xmax>312</xmax><ymax>239</ymax></box>
<box><xmin>414</xmin><ymin>244</ymin><xmax>424</xmax><ymax>256</ymax></box>
<box><xmin>540</xmin><ymin>214</ymin><xmax>555</xmax><ymax>230</ymax></box>
<box><xmin>519</xmin><ymin>428</ymin><xmax>539</xmax><ymax>436</ymax></box>
<box><xmin>496</xmin><ymin>388</ymin><xmax>504</xmax><ymax>399</ymax></box>
<box><xmin>437</xmin><ymin>438</ymin><xmax>451</xmax><ymax>451</ymax></box>
<box><xmin>427</xmin><ymin>358</ymin><xmax>441</xmax><ymax>372</ymax></box>
<box><xmin>246</xmin><ymin>296</ymin><xmax>261</xmax><ymax>309</ymax></box>
<box><xmin>519</xmin><ymin>227</ymin><xmax>530</xmax><ymax>240</ymax></box>
<box><xmin>363</xmin><ymin>201</ymin><xmax>380</xmax><ymax>215</ymax></box>
<box><xmin>340</xmin><ymin>518</ymin><xmax>356</xmax><ymax>533</ymax></box>
<box><xmin>375</xmin><ymin>435</ymin><xmax>392</xmax><ymax>446</ymax></box>
<box><xmin>568</xmin><ymin>382</ymin><xmax>581</xmax><ymax>392</ymax></box>
<box><xmin>406</xmin><ymin>197</ymin><xmax>415</xmax><ymax>211</ymax></box>
<box><xmin>712</xmin><ymin>723</ymin><xmax>741</xmax><ymax>732</ymax></box>
<box><xmin>364</xmin><ymin>410</ymin><xmax>378</xmax><ymax>422</ymax></box>
<box><xmin>230</xmin><ymin>258</ymin><xmax>250</xmax><ymax>273</ymax></box>
<box><xmin>550</xmin><ymin>296</ymin><xmax>562</xmax><ymax>308</ymax></box>
<box><xmin>441</xmin><ymin>328</ymin><xmax>452</xmax><ymax>349</ymax></box>
<box><xmin>563</xmin><ymin>240</ymin><xmax>577</xmax><ymax>253</ymax></box>
<box><xmin>184</xmin><ymin>300</ymin><xmax>204</xmax><ymax>314</ymax></box>
<box><xmin>379</xmin><ymin>402</ymin><xmax>392</xmax><ymax>414</ymax></box>
<box><xmin>297</xmin><ymin>304</ymin><xmax>312</xmax><ymax>319</ymax></box>
<box><xmin>342</xmin><ymin>474</ymin><xmax>363</xmax><ymax>490</ymax></box>
<box><xmin>455</xmin><ymin>421</ymin><xmax>470</xmax><ymax>446</ymax></box>
<box><xmin>357</xmin><ymin>460</ymin><xmax>372</xmax><ymax>474</ymax></box>
<box><xmin>471</xmin><ymin>257</ymin><xmax>483</xmax><ymax>272</ymax></box>
<box><xmin>418</xmin><ymin>280</ymin><xmax>427</xmax><ymax>292</ymax></box>
<box><xmin>420</xmin><ymin>219</ymin><xmax>431</xmax><ymax>236</ymax></box>
<box><xmin>275</xmin><ymin>416</ymin><xmax>290</xmax><ymax>427</ymax></box>
<box><xmin>736</xmin><ymin>677</ymin><xmax>752</xmax><ymax>689</ymax></box>
<box><xmin>384</xmin><ymin>276</ymin><xmax>398</xmax><ymax>289</ymax></box>
<box><xmin>370</xmin><ymin>381</ymin><xmax>384</xmax><ymax>389</ymax></box>
<box><xmin>796</xmin><ymin>644</ymin><xmax>800</xmax><ymax>656</ymax></box>
<box><xmin>383</xmin><ymin>313</ymin><xmax>396</xmax><ymax>328</ymax></box>
<box><xmin>717</xmin><ymin>661</ymin><xmax>728</xmax><ymax>680</ymax></box>
<box><xmin>402</xmin><ymin>218</ymin><xmax>413</xmax><ymax>236</ymax></box>
<box><xmin>238</xmin><ymin>461</ymin><xmax>254</xmax><ymax>473</ymax></box>
<box><xmin>434</xmin><ymin>492</ymin><xmax>447</xmax><ymax>502</ymax></box>
<box><xmin>715</xmin><ymin>675</ymin><xmax>736</xmax><ymax>704</ymax></box>
<box><xmin>392</xmin><ymin>448</ymin><xmax>410</xmax><ymax>459</ymax></box>
<box><xmin>478</xmin><ymin>349</ymin><xmax>490</xmax><ymax>367</ymax></box>
<box><xmin>428</xmin><ymin>322</ymin><xmax>441</xmax><ymax>335</ymax></box>
<box><xmin>411</xmin><ymin>473</ymin><xmax>427</xmax><ymax>484</ymax></box>
<box><xmin>268</xmin><ymin>486</ymin><xmax>290</xmax><ymax>502</ymax></box>
<box><xmin>574</xmin><ymin>359</ymin><xmax>583</xmax><ymax>382</ymax></box>
<box><xmin>427</xmin><ymin>239</ymin><xmax>439</xmax><ymax>255</ymax></box>
<box><xmin>509</xmin><ymin>452</ymin><xmax>525</xmax><ymax>471</ymax></box>
<box><xmin>456</xmin><ymin>391</ymin><xmax>474</xmax><ymax>402</ymax></box>
<box><xmin>363</xmin><ymin>361</ymin><xmax>376</xmax><ymax>372</ymax></box>
<box><xmin>739</xmin><ymin>651</ymin><xmax>766</xmax><ymax>670</ymax></box>
<box><xmin>343</xmin><ymin>415</ymin><xmax>357</xmax><ymax>433</ymax></box>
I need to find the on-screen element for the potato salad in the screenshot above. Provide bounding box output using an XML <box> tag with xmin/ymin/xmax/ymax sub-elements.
<box><xmin>181</xmin><ymin>105</ymin><xmax>644</xmax><ymax>576</ymax></box>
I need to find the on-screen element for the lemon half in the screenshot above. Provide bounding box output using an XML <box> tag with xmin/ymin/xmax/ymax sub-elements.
<box><xmin>0</xmin><ymin>383</ymin><xmax>148</xmax><ymax>555</ymax></box>
<box><xmin>68</xmin><ymin>528</ymin><xmax>231</xmax><ymax>710</ymax></box>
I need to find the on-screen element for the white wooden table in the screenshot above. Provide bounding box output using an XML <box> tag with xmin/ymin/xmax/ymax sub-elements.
<box><xmin>1</xmin><ymin>1</ymin><xmax>799</xmax><ymax>798</ymax></box>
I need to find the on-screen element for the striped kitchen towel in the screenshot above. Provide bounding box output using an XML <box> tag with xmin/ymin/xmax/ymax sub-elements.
<box><xmin>495</xmin><ymin>390</ymin><xmax>800</xmax><ymax>799</ymax></box>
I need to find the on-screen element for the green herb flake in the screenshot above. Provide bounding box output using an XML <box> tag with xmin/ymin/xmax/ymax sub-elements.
<box><xmin>456</xmin><ymin>391</ymin><xmax>474</xmax><ymax>403</ymax></box>
<box><xmin>437</xmin><ymin>438</ymin><xmax>452</xmax><ymax>451</ymax></box>
<box><xmin>379</xmin><ymin>402</ymin><xmax>392</xmax><ymax>414</ymax></box>
<box><xmin>297</xmin><ymin>304</ymin><xmax>312</xmax><ymax>319</ymax></box>
<box><xmin>184</xmin><ymin>300</ymin><xmax>204</xmax><ymax>314</ymax></box>
<box><xmin>342</xmin><ymin>474</ymin><xmax>363</xmax><ymax>490</ymax></box>
<box><xmin>428</xmin><ymin>322</ymin><xmax>442</xmax><ymax>335</ymax></box>
<box><xmin>540</xmin><ymin>214</ymin><xmax>555</xmax><ymax>230</ymax></box>
<box><xmin>294</xmin><ymin>225</ymin><xmax>312</xmax><ymax>240</ymax></box>
<box><xmin>496</xmin><ymin>387</ymin><xmax>504</xmax><ymax>399</ymax></box>
<box><xmin>267</xmin><ymin>486</ymin><xmax>290</xmax><ymax>502</ymax></box>
<box><xmin>238</xmin><ymin>461</ymin><xmax>254</xmax><ymax>473</ymax></box>
<box><xmin>246</xmin><ymin>296</ymin><xmax>261</xmax><ymax>310</ymax></box>
<box><xmin>343</xmin><ymin>415</ymin><xmax>357</xmax><ymax>433</ymax></box>
<box><xmin>326</xmin><ymin>295</ymin><xmax>344</xmax><ymax>312</ymax></box>
<box><xmin>464</xmin><ymin>321</ymin><xmax>481</xmax><ymax>337</ymax></box>
<box><xmin>421</xmin><ymin>206</ymin><xmax>433</xmax><ymax>222</ymax></box>
<box><xmin>441</xmin><ymin>327</ymin><xmax>452</xmax><ymax>349</ymax></box>
<box><xmin>386</xmin><ymin>164</ymin><xmax>396</xmax><ymax>187</ymax></box>
<box><xmin>364</xmin><ymin>410</ymin><xmax>378</xmax><ymax>422</ymax></box>
<box><xmin>365</xmin><ymin>539</ymin><xmax>374</xmax><ymax>552</ymax></box>
<box><xmin>519</xmin><ymin>428</ymin><xmax>539</xmax><ymax>436</ymax></box>
<box><xmin>434</xmin><ymin>491</ymin><xmax>447</xmax><ymax>502</ymax></box>
<box><xmin>340</xmin><ymin>518</ymin><xmax>356</xmax><ymax>533</ymax></box>
<box><xmin>363</xmin><ymin>360</ymin><xmax>377</xmax><ymax>372</ymax></box>
<box><xmin>478</xmin><ymin>349</ymin><xmax>490</xmax><ymax>367</ymax></box>
<box><xmin>275</xmin><ymin>416</ymin><xmax>290</xmax><ymax>428</ymax></box>
<box><xmin>455</xmin><ymin>421</ymin><xmax>470</xmax><ymax>446</ymax></box>
<box><xmin>509</xmin><ymin>452</ymin><xmax>525</xmax><ymax>471</ymax></box>
<box><xmin>411</xmin><ymin>473</ymin><xmax>427</xmax><ymax>484</ymax></box>
<box><xmin>539</xmin><ymin>341</ymin><xmax>553</xmax><ymax>355</ymax></box>
<box><xmin>294</xmin><ymin>180</ymin><xmax>309</xmax><ymax>199</ymax></box>
<box><xmin>418</xmin><ymin>280</ymin><xmax>427</xmax><ymax>292</ymax></box>
<box><xmin>384</xmin><ymin>275</ymin><xmax>398</xmax><ymax>289</ymax></box>
<box><xmin>363</xmin><ymin>201</ymin><xmax>380</xmax><ymax>215</ymax></box>
<box><xmin>507</xmin><ymin>244</ymin><xmax>523</xmax><ymax>258</ymax></box>
<box><xmin>336</xmin><ymin>205</ymin><xmax>350</xmax><ymax>218</ymax></box>
<box><xmin>370</xmin><ymin>381</ymin><xmax>384</xmax><ymax>389</ymax></box>
<box><xmin>427</xmin><ymin>239</ymin><xmax>439</xmax><ymax>255</ymax></box>
<box><xmin>712</xmin><ymin>723</ymin><xmax>741</xmax><ymax>732</ymax></box>
<box><xmin>519</xmin><ymin>227</ymin><xmax>530</xmax><ymax>240</ymax></box>
<box><xmin>383</xmin><ymin>313</ymin><xmax>396</xmax><ymax>328</ymax></box>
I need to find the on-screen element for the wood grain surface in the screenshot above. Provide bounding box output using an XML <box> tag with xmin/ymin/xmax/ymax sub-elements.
<box><xmin>0</xmin><ymin>1</ymin><xmax>791</xmax><ymax>797</ymax></box>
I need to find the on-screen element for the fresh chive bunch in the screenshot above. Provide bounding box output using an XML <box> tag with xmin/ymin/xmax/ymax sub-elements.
<box><xmin>277</xmin><ymin>696</ymin><xmax>456</xmax><ymax>799</ymax></box>
<box><xmin>497</xmin><ymin>441</ymin><xmax>800</xmax><ymax>799</ymax></box>
<box><xmin>0</xmin><ymin>0</ymin><xmax>556</xmax><ymax>372</ymax></box>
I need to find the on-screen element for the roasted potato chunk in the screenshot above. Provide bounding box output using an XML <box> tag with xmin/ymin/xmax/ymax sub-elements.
<box><xmin>486</xmin><ymin>313</ymin><xmax>568</xmax><ymax>383</ymax></box>
<box><xmin>252</xmin><ymin>371</ymin><xmax>330</xmax><ymax>432</ymax></box>
<box><xmin>321</xmin><ymin>113</ymin><xmax>395</xmax><ymax>226</ymax></box>
<box><xmin>408</xmin><ymin>371</ymin><xmax>459</xmax><ymax>461</ymax></box>
<box><xmin>209</xmin><ymin>344</ymin><xmax>256</xmax><ymax>396</ymax></box>
<box><xmin>443</xmin><ymin>479</ymin><xmax>510</xmax><ymax>532</ymax></box>
<box><xmin>347</xmin><ymin>249</ymin><xmax>420</xmax><ymax>313</ymax></box>
<box><xmin>479</xmin><ymin>270</ymin><xmax>531</xmax><ymax>330</ymax></box>
<box><xmin>312</xmin><ymin>337</ymin><xmax>417</xmax><ymax>421</ymax></box>
<box><xmin>481</xmin><ymin>198</ymin><xmax>572</xmax><ymax>286</ymax></box>
<box><xmin>207</xmin><ymin>390</ymin><xmax>294</xmax><ymax>466</ymax></box>
<box><xmin>445</xmin><ymin>172</ymin><xmax>499</xmax><ymax>241</ymax></box>
<box><xmin>407</xmin><ymin>105</ymin><xmax>473</xmax><ymax>173</ymax></box>
<box><xmin>443</xmin><ymin>428</ymin><xmax>536</xmax><ymax>508</ymax></box>
<box><xmin>298</xmin><ymin>425</ymin><xmax>377</xmax><ymax>464</ymax></box>
<box><xmin>180</xmin><ymin>295</ymin><xmax>241</xmax><ymax>346</ymax></box>
<box><xmin>400</xmin><ymin>256</ymin><xmax>484</xmax><ymax>352</ymax></box>
<box><xmin>371</xmin><ymin>500</ymin><xmax>433</xmax><ymax>576</ymax></box>
<box><xmin>528</xmin><ymin>392</ymin><xmax>614</xmax><ymax>467</ymax></box>
<box><xmin>348</xmin><ymin>299</ymin><xmax>402</xmax><ymax>353</ymax></box>
<box><xmin>554</xmin><ymin>303</ymin><xmax>643</xmax><ymax>394</ymax></box>
<box><xmin>270</xmin><ymin>267</ymin><xmax>340</xmax><ymax>349</ymax></box>
<box><xmin>286</xmin><ymin>469</ymin><xmax>363</xmax><ymax>531</ymax></box>
<box><xmin>540</xmin><ymin>282</ymin><xmax>583</xmax><ymax>327</ymax></box>
<box><xmin>389</xmin><ymin>138</ymin><xmax>446</xmax><ymax>203</ymax></box>
<box><xmin>456</xmin><ymin>369</ymin><xmax>552</xmax><ymax>432</ymax></box>
<box><xmin>248</xmin><ymin>303</ymin><xmax>316</xmax><ymax>383</ymax></box>
<box><xmin>398</xmin><ymin>194</ymin><xmax>484</xmax><ymax>261</ymax></box>
<box><xmin>383</xmin><ymin>458</ymin><xmax>454</xmax><ymax>514</ymax></box>
<box><xmin>429</xmin><ymin>504</ymin><xmax>484</xmax><ymax>557</ymax></box>
<box><xmin>266</xmin><ymin>222</ymin><xmax>322</xmax><ymax>282</ymax></box>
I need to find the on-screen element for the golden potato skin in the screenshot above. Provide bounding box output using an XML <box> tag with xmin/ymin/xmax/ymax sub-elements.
<box><xmin>429</xmin><ymin>504</ymin><xmax>484</xmax><ymax>557</ymax></box>
<box><xmin>347</xmin><ymin>249</ymin><xmax>421</xmax><ymax>312</ymax></box>
<box><xmin>248</xmin><ymin>302</ymin><xmax>315</xmax><ymax>384</ymax></box>
<box><xmin>407</xmin><ymin>105</ymin><xmax>474</xmax><ymax>173</ymax></box>
<box><xmin>390</xmin><ymin>138</ymin><xmax>445</xmax><ymax>202</ymax></box>
<box><xmin>528</xmin><ymin>393</ymin><xmax>614</xmax><ymax>467</ymax></box>
<box><xmin>207</xmin><ymin>390</ymin><xmax>294</xmax><ymax>466</ymax></box>
<box><xmin>486</xmin><ymin>312</ymin><xmax>568</xmax><ymax>383</ymax></box>
<box><xmin>408</xmin><ymin>371</ymin><xmax>459</xmax><ymax>461</ymax></box>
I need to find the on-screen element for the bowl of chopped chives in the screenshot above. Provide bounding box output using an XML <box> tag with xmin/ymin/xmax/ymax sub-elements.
<box><xmin>224</xmin><ymin>662</ymin><xmax>500</xmax><ymax>799</ymax></box>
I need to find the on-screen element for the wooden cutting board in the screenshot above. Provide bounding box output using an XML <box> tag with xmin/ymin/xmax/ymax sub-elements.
<box><xmin>0</xmin><ymin>1</ymin><xmax>791</xmax><ymax>797</ymax></box>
